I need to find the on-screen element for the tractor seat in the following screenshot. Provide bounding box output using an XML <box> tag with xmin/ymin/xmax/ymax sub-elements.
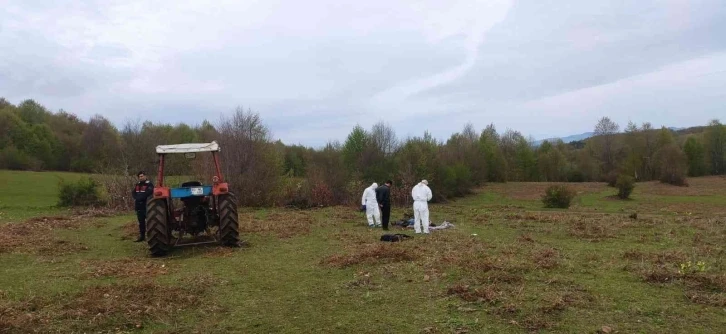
<box><xmin>181</xmin><ymin>181</ymin><xmax>202</xmax><ymax>188</ymax></box>
<box><xmin>179</xmin><ymin>181</ymin><xmax>204</xmax><ymax>207</ymax></box>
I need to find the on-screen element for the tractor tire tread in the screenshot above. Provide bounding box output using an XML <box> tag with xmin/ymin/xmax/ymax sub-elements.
<box><xmin>218</xmin><ymin>194</ymin><xmax>240</xmax><ymax>247</ymax></box>
<box><xmin>146</xmin><ymin>198</ymin><xmax>171</xmax><ymax>256</ymax></box>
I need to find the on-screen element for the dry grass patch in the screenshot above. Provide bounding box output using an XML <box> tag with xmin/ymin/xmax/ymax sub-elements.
<box><xmin>446</xmin><ymin>283</ymin><xmax>503</xmax><ymax>303</ymax></box>
<box><xmin>238</xmin><ymin>210</ymin><xmax>315</xmax><ymax>238</ymax></box>
<box><xmin>532</xmin><ymin>247</ymin><xmax>561</xmax><ymax>269</ymax></box>
<box><xmin>0</xmin><ymin>214</ymin><xmax>94</xmax><ymax>255</ymax></box>
<box><xmin>447</xmin><ymin>278</ymin><xmax>595</xmax><ymax>332</ymax></box>
<box><xmin>484</xmin><ymin>182</ymin><xmax>606</xmax><ymax>201</ymax></box>
<box><xmin>682</xmin><ymin>274</ymin><xmax>726</xmax><ymax>307</ymax></box>
<box><xmin>0</xmin><ymin>282</ymin><xmax>222</xmax><ymax>333</ymax></box>
<box><xmin>623</xmin><ymin>249</ymin><xmax>726</xmax><ymax>306</ymax></box>
<box><xmin>329</xmin><ymin>207</ymin><xmax>361</xmax><ymax>221</ymax></box>
<box><xmin>119</xmin><ymin>221</ymin><xmax>140</xmax><ymax>240</ymax></box>
<box><xmin>200</xmin><ymin>246</ymin><xmax>236</xmax><ymax>258</ymax></box>
<box><xmin>569</xmin><ymin>218</ymin><xmax>618</xmax><ymax>241</ymax></box>
<box><xmin>80</xmin><ymin>258</ymin><xmax>171</xmax><ymax>278</ymax></box>
<box><xmin>638</xmin><ymin>176</ymin><xmax>726</xmax><ymax>196</ymax></box>
<box><xmin>623</xmin><ymin>250</ymin><xmax>685</xmax><ymax>284</ymax></box>
<box><xmin>322</xmin><ymin>243</ymin><xmax>419</xmax><ymax>268</ymax></box>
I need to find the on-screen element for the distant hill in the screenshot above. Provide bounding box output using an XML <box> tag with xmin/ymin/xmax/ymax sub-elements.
<box><xmin>533</xmin><ymin>132</ymin><xmax>594</xmax><ymax>146</ymax></box>
<box><xmin>534</xmin><ymin>127</ymin><xmax>686</xmax><ymax>146</ymax></box>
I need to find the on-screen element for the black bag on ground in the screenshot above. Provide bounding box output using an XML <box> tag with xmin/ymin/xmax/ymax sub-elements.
<box><xmin>380</xmin><ymin>234</ymin><xmax>413</xmax><ymax>242</ymax></box>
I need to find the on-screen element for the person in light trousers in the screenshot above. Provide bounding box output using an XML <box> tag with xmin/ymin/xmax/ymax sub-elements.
<box><xmin>411</xmin><ymin>180</ymin><xmax>432</xmax><ymax>234</ymax></box>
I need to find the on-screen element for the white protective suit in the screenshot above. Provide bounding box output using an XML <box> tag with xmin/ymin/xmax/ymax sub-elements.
<box><xmin>361</xmin><ymin>183</ymin><xmax>381</xmax><ymax>227</ymax></box>
<box><xmin>411</xmin><ymin>180</ymin><xmax>433</xmax><ymax>233</ymax></box>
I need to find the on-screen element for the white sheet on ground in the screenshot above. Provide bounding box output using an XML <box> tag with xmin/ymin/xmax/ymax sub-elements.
<box><xmin>429</xmin><ymin>221</ymin><xmax>454</xmax><ymax>231</ymax></box>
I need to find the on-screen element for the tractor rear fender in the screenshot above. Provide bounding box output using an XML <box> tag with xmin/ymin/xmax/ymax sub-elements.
<box><xmin>153</xmin><ymin>186</ymin><xmax>171</xmax><ymax>199</ymax></box>
<box><xmin>212</xmin><ymin>182</ymin><xmax>230</xmax><ymax>196</ymax></box>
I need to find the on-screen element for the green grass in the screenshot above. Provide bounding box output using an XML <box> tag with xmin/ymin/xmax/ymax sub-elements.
<box><xmin>0</xmin><ymin>171</ymin><xmax>198</xmax><ymax>223</ymax></box>
<box><xmin>1</xmin><ymin>171</ymin><xmax>726</xmax><ymax>333</ymax></box>
<box><xmin>0</xmin><ymin>170</ymin><xmax>88</xmax><ymax>222</ymax></box>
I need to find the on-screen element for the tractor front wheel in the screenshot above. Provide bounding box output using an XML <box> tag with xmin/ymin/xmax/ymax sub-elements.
<box><xmin>146</xmin><ymin>198</ymin><xmax>171</xmax><ymax>256</ymax></box>
<box><xmin>218</xmin><ymin>194</ymin><xmax>240</xmax><ymax>247</ymax></box>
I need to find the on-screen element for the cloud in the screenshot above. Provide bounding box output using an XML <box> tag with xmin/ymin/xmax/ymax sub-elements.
<box><xmin>1</xmin><ymin>0</ymin><xmax>725</xmax><ymax>146</ymax></box>
<box><xmin>370</xmin><ymin>0</ymin><xmax>513</xmax><ymax>114</ymax></box>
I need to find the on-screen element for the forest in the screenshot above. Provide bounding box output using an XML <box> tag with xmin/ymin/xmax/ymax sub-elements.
<box><xmin>1</xmin><ymin>97</ymin><xmax>725</xmax><ymax>207</ymax></box>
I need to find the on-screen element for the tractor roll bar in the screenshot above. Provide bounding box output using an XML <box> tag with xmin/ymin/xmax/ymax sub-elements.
<box><xmin>157</xmin><ymin>154</ymin><xmax>165</xmax><ymax>187</ymax></box>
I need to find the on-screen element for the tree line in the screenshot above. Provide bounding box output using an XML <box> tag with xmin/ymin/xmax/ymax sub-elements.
<box><xmin>1</xmin><ymin>97</ymin><xmax>725</xmax><ymax>207</ymax></box>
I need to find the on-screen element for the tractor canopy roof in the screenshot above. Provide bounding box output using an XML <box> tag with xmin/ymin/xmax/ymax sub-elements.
<box><xmin>156</xmin><ymin>141</ymin><xmax>220</xmax><ymax>154</ymax></box>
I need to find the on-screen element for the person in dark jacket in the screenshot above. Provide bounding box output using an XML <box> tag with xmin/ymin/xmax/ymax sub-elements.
<box><xmin>375</xmin><ymin>180</ymin><xmax>393</xmax><ymax>230</ymax></box>
<box><xmin>131</xmin><ymin>171</ymin><xmax>154</xmax><ymax>242</ymax></box>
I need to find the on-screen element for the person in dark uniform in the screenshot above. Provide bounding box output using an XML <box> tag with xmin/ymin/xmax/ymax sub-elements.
<box><xmin>375</xmin><ymin>180</ymin><xmax>393</xmax><ymax>231</ymax></box>
<box><xmin>131</xmin><ymin>171</ymin><xmax>154</xmax><ymax>242</ymax></box>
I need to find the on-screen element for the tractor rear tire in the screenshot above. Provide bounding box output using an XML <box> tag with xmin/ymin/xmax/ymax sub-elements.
<box><xmin>146</xmin><ymin>198</ymin><xmax>171</xmax><ymax>256</ymax></box>
<box><xmin>218</xmin><ymin>194</ymin><xmax>240</xmax><ymax>247</ymax></box>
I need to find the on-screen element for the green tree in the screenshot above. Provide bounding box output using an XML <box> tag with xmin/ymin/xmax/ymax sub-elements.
<box><xmin>683</xmin><ymin>137</ymin><xmax>707</xmax><ymax>177</ymax></box>
<box><xmin>479</xmin><ymin>124</ymin><xmax>507</xmax><ymax>182</ymax></box>
<box><xmin>341</xmin><ymin>125</ymin><xmax>368</xmax><ymax>174</ymax></box>
<box><xmin>16</xmin><ymin>99</ymin><xmax>49</xmax><ymax>125</ymax></box>
<box><xmin>80</xmin><ymin>115</ymin><xmax>122</xmax><ymax>172</ymax></box>
<box><xmin>704</xmin><ymin>120</ymin><xmax>726</xmax><ymax>174</ymax></box>
<box><xmin>655</xmin><ymin>143</ymin><xmax>688</xmax><ymax>186</ymax></box>
<box><xmin>396</xmin><ymin>132</ymin><xmax>439</xmax><ymax>188</ymax></box>
<box><xmin>537</xmin><ymin>140</ymin><xmax>567</xmax><ymax>181</ymax></box>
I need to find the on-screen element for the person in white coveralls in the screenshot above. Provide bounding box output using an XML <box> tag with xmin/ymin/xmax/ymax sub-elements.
<box><xmin>361</xmin><ymin>183</ymin><xmax>381</xmax><ymax>227</ymax></box>
<box><xmin>411</xmin><ymin>180</ymin><xmax>433</xmax><ymax>234</ymax></box>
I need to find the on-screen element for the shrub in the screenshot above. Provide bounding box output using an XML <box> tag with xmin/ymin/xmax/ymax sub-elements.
<box><xmin>96</xmin><ymin>174</ymin><xmax>135</xmax><ymax>210</ymax></box>
<box><xmin>604</xmin><ymin>171</ymin><xmax>619</xmax><ymax>187</ymax></box>
<box><xmin>310</xmin><ymin>182</ymin><xmax>334</xmax><ymax>207</ymax></box>
<box><xmin>58</xmin><ymin>177</ymin><xmax>106</xmax><ymax>207</ymax></box>
<box><xmin>616</xmin><ymin>175</ymin><xmax>635</xmax><ymax>199</ymax></box>
<box><xmin>542</xmin><ymin>185</ymin><xmax>575</xmax><ymax>209</ymax></box>
<box><xmin>660</xmin><ymin>172</ymin><xmax>688</xmax><ymax>187</ymax></box>
<box><xmin>656</xmin><ymin>143</ymin><xmax>689</xmax><ymax>187</ymax></box>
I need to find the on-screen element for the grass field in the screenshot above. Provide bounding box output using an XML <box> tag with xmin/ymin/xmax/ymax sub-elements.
<box><xmin>0</xmin><ymin>170</ymin><xmax>89</xmax><ymax>222</ymax></box>
<box><xmin>1</xmin><ymin>171</ymin><xmax>726</xmax><ymax>333</ymax></box>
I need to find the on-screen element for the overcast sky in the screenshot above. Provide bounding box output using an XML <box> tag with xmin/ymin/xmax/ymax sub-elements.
<box><xmin>1</xmin><ymin>0</ymin><xmax>725</xmax><ymax>146</ymax></box>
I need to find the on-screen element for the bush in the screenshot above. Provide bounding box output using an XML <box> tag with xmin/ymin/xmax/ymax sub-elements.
<box><xmin>616</xmin><ymin>174</ymin><xmax>635</xmax><ymax>199</ymax></box>
<box><xmin>660</xmin><ymin>173</ymin><xmax>688</xmax><ymax>187</ymax></box>
<box><xmin>656</xmin><ymin>144</ymin><xmax>689</xmax><ymax>187</ymax></box>
<box><xmin>542</xmin><ymin>185</ymin><xmax>575</xmax><ymax>209</ymax></box>
<box><xmin>439</xmin><ymin>163</ymin><xmax>473</xmax><ymax>199</ymax></box>
<box><xmin>604</xmin><ymin>171</ymin><xmax>619</xmax><ymax>187</ymax></box>
<box><xmin>96</xmin><ymin>174</ymin><xmax>135</xmax><ymax>210</ymax></box>
<box><xmin>58</xmin><ymin>177</ymin><xmax>106</xmax><ymax>207</ymax></box>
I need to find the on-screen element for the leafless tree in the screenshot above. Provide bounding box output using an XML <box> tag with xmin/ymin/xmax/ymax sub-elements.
<box><xmin>369</xmin><ymin>121</ymin><xmax>399</xmax><ymax>156</ymax></box>
<box><xmin>593</xmin><ymin>117</ymin><xmax>620</xmax><ymax>175</ymax></box>
<box><xmin>216</xmin><ymin>107</ymin><xmax>281</xmax><ymax>206</ymax></box>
